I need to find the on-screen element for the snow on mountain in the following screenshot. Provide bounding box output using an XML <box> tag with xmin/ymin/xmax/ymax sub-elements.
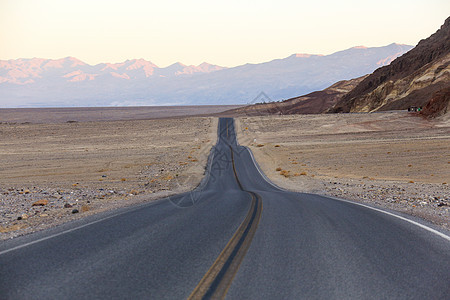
<box><xmin>0</xmin><ymin>43</ymin><xmax>413</xmax><ymax>107</ymax></box>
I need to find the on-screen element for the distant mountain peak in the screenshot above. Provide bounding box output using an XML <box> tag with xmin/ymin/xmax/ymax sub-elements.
<box><xmin>169</xmin><ymin>62</ymin><xmax>186</xmax><ymax>67</ymax></box>
<box><xmin>287</xmin><ymin>53</ymin><xmax>322</xmax><ymax>59</ymax></box>
<box><xmin>295</xmin><ymin>53</ymin><xmax>313</xmax><ymax>58</ymax></box>
<box><xmin>196</xmin><ymin>62</ymin><xmax>227</xmax><ymax>72</ymax></box>
<box><xmin>43</xmin><ymin>57</ymin><xmax>86</xmax><ymax>68</ymax></box>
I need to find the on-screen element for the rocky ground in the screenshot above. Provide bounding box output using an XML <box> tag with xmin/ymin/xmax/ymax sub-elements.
<box><xmin>236</xmin><ymin>112</ymin><xmax>450</xmax><ymax>230</ymax></box>
<box><xmin>0</xmin><ymin>116</ymin><xmax>217</xmax><ymax>240</ymax></box>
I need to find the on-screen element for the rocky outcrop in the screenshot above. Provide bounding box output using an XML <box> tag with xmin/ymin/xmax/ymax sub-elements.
<box><xmin>330</xmin><ymin>17</ymin><xmax>450</xmax><ymax>113</ymax></box>
<box><xmin>420</xmin><ymin>87</ymin><xmax>450</xmax><ymax>118</ymax></box>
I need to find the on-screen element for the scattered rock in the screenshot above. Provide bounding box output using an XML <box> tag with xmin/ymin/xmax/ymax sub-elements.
<box><xmin>64</xmin><ymin>203</ymin><xmax>72</xmax><ymax>208</ymax></box>
<box><xmin>32</xmin><ymin>199</ymin><xmax>48</xmax><ymax>206</ymax></box>
<box><xmin>71</xmin><ymin>209</ymin><xmax>79</xmax><ymax>214</ymax></box>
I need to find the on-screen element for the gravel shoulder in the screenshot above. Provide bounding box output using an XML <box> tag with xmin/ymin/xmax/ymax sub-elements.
<box><xmin>236</xmin><ymin>112</ymin><xmax>450</xmax><ymax>230</ymax></box>
<box><xmin>0</xmin><ymin>116</ymin><xmax>218</xmax><ymax>240</ymax></box>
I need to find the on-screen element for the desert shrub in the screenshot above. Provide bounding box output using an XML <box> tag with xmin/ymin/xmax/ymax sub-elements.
<box><xmin>280</xmin><ymin>170</ymin><xmax>290</xmax><ymax>177</ymax></box>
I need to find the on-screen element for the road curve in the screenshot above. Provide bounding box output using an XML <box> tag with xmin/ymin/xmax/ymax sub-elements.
<box><xmin>1</xmin><ymin>118</ymin><xmax>449</xmax><ymax>299</ymax></box>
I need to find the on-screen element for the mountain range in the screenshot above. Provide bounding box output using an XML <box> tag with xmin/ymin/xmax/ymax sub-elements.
<box><xmin>0</xmin><ymin>44</ymin><xmax>413</xmax><ymax>108</ymax></box>
<box><xmin>229</xmin><ymin>17</ymin><xmax>450</xmax><ymax>118</ymax></box>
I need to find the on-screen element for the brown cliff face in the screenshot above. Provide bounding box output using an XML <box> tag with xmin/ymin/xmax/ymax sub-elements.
<box><xmin>224</xmin><ymin>76</ymin><xmax>366</xmax><ymax>116</ymax></box>
<box><xmin>420</xmin><ymin>87</ymin><xmax>450</xmax><ymax>118</ymax></box>
<box><xmin>330</xmin><ymin>17</ymin><xmax>450</xmax><ymax>113</ymax></box>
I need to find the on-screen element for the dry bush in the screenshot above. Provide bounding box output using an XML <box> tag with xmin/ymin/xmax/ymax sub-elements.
<box><xmin>276</xmin><ymin>167</ymin><xmax>282</xmax><ymax>171</ymax></box>
<box><xmin>256</xmin><ymin>144</ymin><xmax>264</xmax><ymax>147</ymax></box>
<box><xmin>274</xmin><ymin>145</ymin><xmax>280</xmax><ymax>147</ymax></box>
<box><xmin>163</xmin><ymin>175</ymin><xmax>174</xmax><ymax>181</ymax></box>
<box><xmin>280</xmin><ymin>170</ymin><xmax>290</xmax><ymax>177</ymax></box>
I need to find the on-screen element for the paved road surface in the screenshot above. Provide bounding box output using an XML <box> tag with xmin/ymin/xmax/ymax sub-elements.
<box><xmin>1</xmin><ymin>118</ymin><xmax>449</xmax><ymax>299</ymax></box>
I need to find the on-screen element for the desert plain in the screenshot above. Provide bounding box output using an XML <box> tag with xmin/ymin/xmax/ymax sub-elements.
<box><xmin>237</xmin><ymin>111</ymin><xmax>449</xmax><ymax>229</ymax></box>
<box><xmin>0</xmin><ymin>108</ymin><xmax>449</xmax><ymax>240</ymax></box>
<box><xmin>0</xmin><ymin>107</ymin><xmax>222</xmax><ymax>239</ymax></box>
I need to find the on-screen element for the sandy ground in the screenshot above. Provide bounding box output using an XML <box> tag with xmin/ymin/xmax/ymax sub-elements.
<box><xmin>0</xmin><ymin>116</ymin><xmax>218</xmax><ymax>239</ymax></box>
<box><xmin>236</xmin><ymin>112</ymin><xmax>450</xmax><ymax>229</ymax></box>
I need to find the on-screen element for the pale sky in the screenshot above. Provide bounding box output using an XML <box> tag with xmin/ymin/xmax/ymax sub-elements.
<box><xmin>1</xmin><ymin>0</ymin><xmax>449</xmax><ymax>67</ymax></box>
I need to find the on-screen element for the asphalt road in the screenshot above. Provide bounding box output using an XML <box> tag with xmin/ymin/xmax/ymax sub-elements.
<box><xmin>1</xmin><ymin>118</ymin><xmax>449</xmax><ymax>299</ymax></box>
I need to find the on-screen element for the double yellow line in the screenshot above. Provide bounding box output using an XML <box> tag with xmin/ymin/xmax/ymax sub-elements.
<box><xmin>189</xmin><ymin>123</ymin><xmax>263</xmax><ymax>299</ymax></box>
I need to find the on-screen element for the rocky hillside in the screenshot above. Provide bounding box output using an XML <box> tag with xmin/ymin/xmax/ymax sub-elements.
<box><xmin>330</xmin><ymin>17</ymin><xmax>450</xmax><ymax>113</ymax></box>
<box><xmin>420</xmin><ymin>87</ymin><xmax>450</xmax><ymax>118</ymax></box>
<box><xmin>224</xmin><ymin>75</ymin><xmax>366</xmax><ymax>116</ymax></box>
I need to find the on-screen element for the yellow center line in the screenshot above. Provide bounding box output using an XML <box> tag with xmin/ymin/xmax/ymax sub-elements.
<box><xmin>188</xmin><ymin>123</ymin><xmax>262</xmax><ymax>299</ymax></box>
